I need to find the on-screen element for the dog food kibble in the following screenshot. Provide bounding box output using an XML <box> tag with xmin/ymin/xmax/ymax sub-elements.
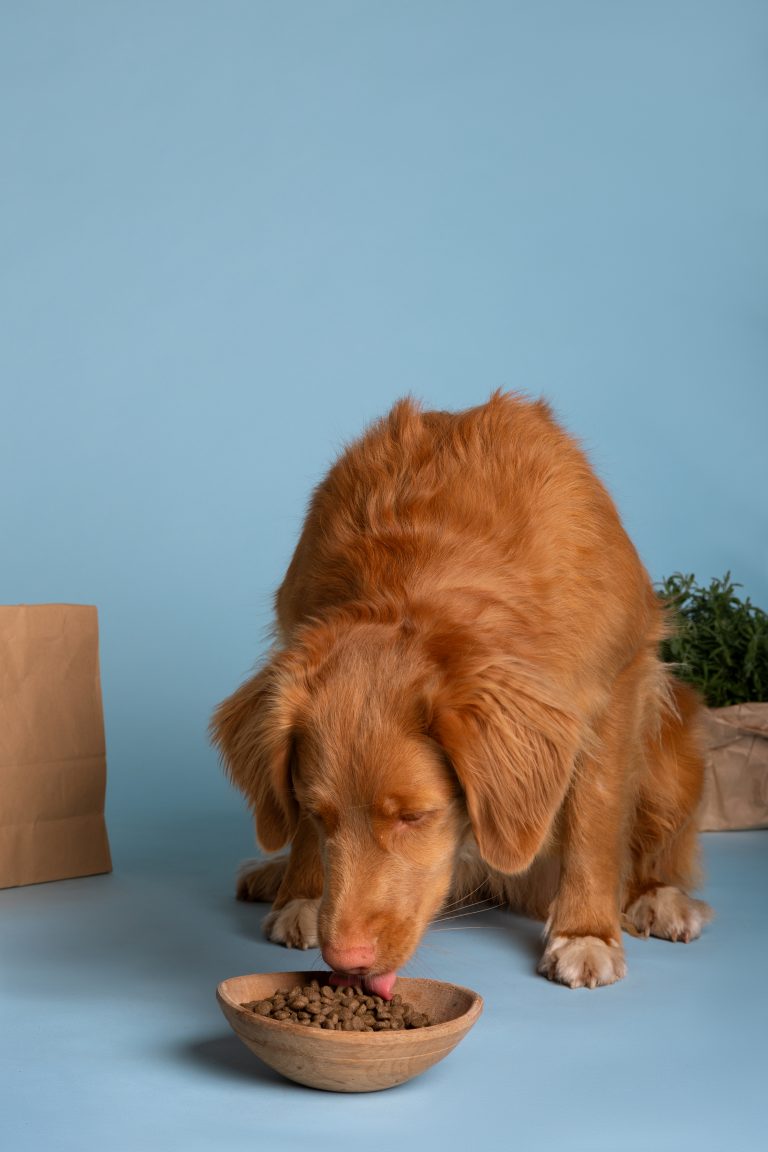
<box><xmin>241</xmin><ymin>981</ymin><xmax>433</xmax><ymax>1031</ymax></box>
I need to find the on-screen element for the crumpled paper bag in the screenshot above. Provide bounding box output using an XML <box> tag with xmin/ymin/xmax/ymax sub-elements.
<box><xmin>698</xmin><ymin>702</ymin><xmax>768</xmax><ymax>831</ymax></box>
<box><xmin>0</xmin><ymin>604</ymin><xmax>112</xmax><ymax>888</ymax></box>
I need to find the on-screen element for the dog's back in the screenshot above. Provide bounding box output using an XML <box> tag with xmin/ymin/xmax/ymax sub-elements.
<box><xmin>276</xmin><ymin>390</ymin><xmax>660</xmax><ymax>718</ymax></box>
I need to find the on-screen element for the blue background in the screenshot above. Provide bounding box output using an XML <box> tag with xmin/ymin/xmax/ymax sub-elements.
<box><xmin>1</xmin><ymin>4</ymin><xmax>767</xmax><ymax>1150</ymax></box>
<box><xmin>2</xmin><ymin>0</ymin><xmax>767</xmax><ymax>833</ymax></box>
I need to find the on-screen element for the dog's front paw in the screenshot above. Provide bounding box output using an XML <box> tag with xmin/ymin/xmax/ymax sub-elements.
<box><xmin>623</xmin><ymin>886</ymin><xmax>713</xmax><ymax>943</ymax></box>
<box><xmin>538</xmin><ymin>934</ymin><xmax>627</xmax><ymax>989</ymax></box>
<box><xmin>263</xmin><ymin>898</ymin><xmax>321</xmax><ymax>950</ymax></box>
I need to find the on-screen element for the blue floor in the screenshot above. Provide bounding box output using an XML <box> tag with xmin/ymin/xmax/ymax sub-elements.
<box><xmin>1</xmin><ymin>816</ymin><xmax>766</xmax><ymax>1152</ymax></box>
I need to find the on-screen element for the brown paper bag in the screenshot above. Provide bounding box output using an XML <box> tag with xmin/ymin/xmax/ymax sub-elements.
<box><xmin>0</xmin><ymin>604</ymin><xmax>112</xmax><ymax>888</ymax></box>
<box><xmin>698</xmin><ymin>702</ymin><xmax>768</xmax><ymax>831</ymax></box>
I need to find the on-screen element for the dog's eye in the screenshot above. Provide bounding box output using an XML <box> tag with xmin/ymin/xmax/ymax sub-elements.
<box><xmin>398</xmin><ymin>811</ymin><xmax>427</xmax><ymax>826</ymax></box>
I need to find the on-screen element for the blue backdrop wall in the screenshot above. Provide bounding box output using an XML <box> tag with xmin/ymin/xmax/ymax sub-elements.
<box><xmin>2</xmin><ymin>1</ymin><xmax>766</xmax><ymax>849</ymax></box>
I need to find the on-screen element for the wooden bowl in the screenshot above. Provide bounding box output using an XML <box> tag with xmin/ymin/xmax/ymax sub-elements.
<box><xmin>216</xmin><ymin>971</ymin><xmax>483</xmax><ymax>1093</ymax></box>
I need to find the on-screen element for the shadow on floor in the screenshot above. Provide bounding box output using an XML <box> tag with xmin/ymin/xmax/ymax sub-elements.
<box><xmin>178</xmin><ymin>1033</ymin><xmax>327</xmax><ymax>1096</ymax></box>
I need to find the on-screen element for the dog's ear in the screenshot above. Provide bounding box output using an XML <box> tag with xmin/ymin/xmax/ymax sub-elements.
<box><xmin>425</xmin><ymin>643</ymin><xmax>581</xmax><ymax>875</ymax></box>
<box><xmin>209</xmin><ymin>654</ymin><xmax>305</xmax><ymax>852</ymax></box>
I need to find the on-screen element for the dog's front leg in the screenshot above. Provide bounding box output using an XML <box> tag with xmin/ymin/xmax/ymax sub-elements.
<box><xmin>263</xmin><ymin>813</ymin><xmax>324</xmax><ymax>950</ymax></box>
<box><xmin>537</xmin><ymin>782</ymin><xmax>627</xmax><ymax>987</ymax></box>
<box><xmin>538</xmin><ymin>702</ymin><xmax>633</xmax><ymax>988</ymax></box>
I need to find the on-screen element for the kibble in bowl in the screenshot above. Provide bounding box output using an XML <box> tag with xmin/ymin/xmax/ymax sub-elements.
<box><xmin>242</xmin><ymin>980</ymin><xmax>434</xmax><ymax>1031</ymax></box>
<box><xmin>216</xmin><ymin>970</ymin><xmax>483</xmax><ymax>1092</ymax></box>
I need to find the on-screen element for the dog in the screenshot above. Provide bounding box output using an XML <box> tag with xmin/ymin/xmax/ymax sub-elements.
<box><xmin>210</xmin><ymin>391</ymin><xmax>712</xmax><ymax>995</ymax></box>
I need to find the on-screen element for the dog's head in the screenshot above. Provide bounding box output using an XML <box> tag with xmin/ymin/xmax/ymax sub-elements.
<box><xmin>211</xmin><ymin>609</ymin><xmax>580</xmax><ymax>991</ymax></box>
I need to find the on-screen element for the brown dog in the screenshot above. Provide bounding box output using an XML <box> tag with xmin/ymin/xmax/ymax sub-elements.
<box><xmin>211</xmin><ymin>392</ymin><xmax>712</xmax><ymax>994</ymax></box>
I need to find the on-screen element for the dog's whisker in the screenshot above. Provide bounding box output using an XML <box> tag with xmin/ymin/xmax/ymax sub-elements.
<box><xmin>431</xmin><ymin>900</ymin><xmax>506</xmax><ymax>924</ymax></box>
<box><xmin>403</xmin><ymin>954</ymin><xmax>444</xmax><ymax>983</ymax></box>
<box><xmin>430</xmin><ymin>921</ymin><xmax>506</xmax><ymax>930</ymax></box>
<box><xmin>439</xmin><ymin>881</ymin><xmax>491</xmax><ymax>913</ymax></box>
<box><xmin>432</xmin><ymin>896</ymin><xmax>502</xmax><ymax>920</ymax></box>
<box><xmin>415</xmin><ymin>942</ymin><xmax>455</xmax><ymax>957</ymax></box>
<box><xmin>437</xmin><ymin>895</ymin><xmax>490</xmax><ymax>916</ymax></box>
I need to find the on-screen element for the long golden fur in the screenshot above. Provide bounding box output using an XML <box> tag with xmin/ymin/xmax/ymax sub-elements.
<box><xmin>211</xmin><ymin>392</ymin><xmax>712</xmax><ymax>992</ymax></box>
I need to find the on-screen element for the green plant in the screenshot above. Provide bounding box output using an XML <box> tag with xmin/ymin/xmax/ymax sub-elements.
<box><xmin>657</xmin><ymin>572</ymin><xmax>768</xmax><ymax>708</ymax></box>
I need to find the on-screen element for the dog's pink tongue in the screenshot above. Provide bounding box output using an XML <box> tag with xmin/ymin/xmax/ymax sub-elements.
<box><xmin>363</xmin><ymin>970</ymin><xmax>398</xmax><ymax>1000</ymax></box>
<box><xmin>328</xmin><ymin>970</ymin><xmax>398</xmax><ymax>1001</ymax></box>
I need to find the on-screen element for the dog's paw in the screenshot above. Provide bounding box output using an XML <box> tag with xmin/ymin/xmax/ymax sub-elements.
<box><xmin>623</xmin><ymin>886</ymin><xmax>713</xmax><ymax>943</ymax></box>
<box><xmin>538</xmin><ymin>934</ymin><xmax>627</xmax><ymax>989</ymax></box>
<box><xmin>263</xmin><ymin>898</ymin><xmax>321</xmax><ymax>950</ymax></box>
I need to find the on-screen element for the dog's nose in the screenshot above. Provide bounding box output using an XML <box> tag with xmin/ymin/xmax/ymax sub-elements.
<box><xmin>321</xmin><ymin>942</ymin><xmax>376</xmax><ymax>973</ymax></box>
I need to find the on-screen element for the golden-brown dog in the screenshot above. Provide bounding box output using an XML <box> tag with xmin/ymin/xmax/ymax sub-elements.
<box><xmin>211</xmin><ymin>392</ymin><xmax>712</xmax><ymax>995</ymax></box>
